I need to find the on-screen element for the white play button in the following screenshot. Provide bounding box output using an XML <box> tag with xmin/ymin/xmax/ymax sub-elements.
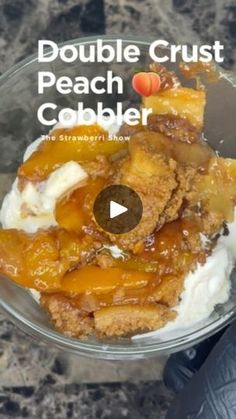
<box><xmin>109</xmin><ymin>200</ymin><xmax>128</xmax><ymax>219</ymax></box>
<box><xmin>93</xmin><ymin>185</ymin><xmax>143</xmax><ymax>234</ymax></box>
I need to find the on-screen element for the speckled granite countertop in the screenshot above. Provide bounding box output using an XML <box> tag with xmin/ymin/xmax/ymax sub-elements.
<box><xmin>0</xmin><ymin>0</ymin><xmax>235</xmax><ymax>417</ymax></box>
<box><xmin>0</xmin><ymin>0</ymin><xmax>235</xmax><ymax>75</ymax></box>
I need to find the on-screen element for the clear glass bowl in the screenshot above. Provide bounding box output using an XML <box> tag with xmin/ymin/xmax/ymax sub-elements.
<box><xmin>0</xmin><ymin>36</ymin><xmax>236</xmax><ymax>360</ymax></box>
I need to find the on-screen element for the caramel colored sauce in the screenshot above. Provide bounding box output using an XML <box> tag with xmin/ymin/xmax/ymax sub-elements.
<box><xmin>192</xmin><ymin>157</ymin><xmax>236</xmax><ymax>223</ymax></box>
<box><xmin>55</xmin><ymin>177</ymin><xmax>107</xmax><ymax>234</ymax></box>
<box><xmin>0</xmin><ymin>228</ymin><xmax>95</xmax><ymax>292</ymax></box>
<box><xmin>143</xmin><ymin>87</ymin><xmax>206</xmax><ymax>129</ymax></box>
<box><xmin>61</xmin><ymin>266</ymin><xmax>156</xmax><ymax>295</ymax></box>
<box><xmin>179</xmin><ymin>61</ymin><xmax>220</xmax><ymax>83</ymax></box>
<box><xmin>110</xmin><ymin>217</ymin><xmax>204</xmax><ymax>269</ymax></box>
<box><xmin>78</xmin><ymin>217</ymin><xmax>208</xmax><ymax>310</ymax></box>
<box><xmin>18</xmin><ymin>124</ymin><xmax>127</xmax><ymax>182</ymax></box>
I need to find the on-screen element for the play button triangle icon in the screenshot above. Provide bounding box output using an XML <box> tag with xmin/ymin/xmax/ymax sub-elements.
<box><xmin>93</xmin><ymin>185</ymin><xmax>143</xmax><ymax>234</ymax></box>
<box><xmin>109</xmin><ymin>200</ymin><xmax>128</xmax><ymax>219</ymax></box>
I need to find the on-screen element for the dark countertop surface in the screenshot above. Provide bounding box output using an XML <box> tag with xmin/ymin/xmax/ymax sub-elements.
<box><xmin>0</xmin><ymin>0</ymin><xmax>235</xmax><ymax>417</ymax></box>
<box><xmin>0</xmin><ymin>0</ymin><xmax>235</xmax><ymax>75</ymax></box>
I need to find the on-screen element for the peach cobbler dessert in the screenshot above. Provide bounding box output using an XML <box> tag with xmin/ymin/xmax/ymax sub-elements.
<box><xmin>0</xmin><ymin>63</ymin><xmax>236</xmax><ymax>340</ymax></box>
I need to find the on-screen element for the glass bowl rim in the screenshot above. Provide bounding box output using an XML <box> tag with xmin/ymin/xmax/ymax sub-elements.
<box><xmin>0</xmin><ymin>34</ymin><xmax>236</xmax><ymax>359</ymax></box>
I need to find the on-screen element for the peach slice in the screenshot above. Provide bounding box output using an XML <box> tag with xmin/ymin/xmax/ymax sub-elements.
<box><xmin>61</xmin><ymin>266</ymin><xmax>155</xmax><ymax>295</ymax></box>
<box><xmin>18</xmin><ymin>124</ymin><xmax>127</xmax><ymax>182</ymax></box>
<box><xmin>0</xmin><ymin>228</ymin><xmax>95</xmax><ymax>292</ymax></box>
<box><xmin>194</xmin><ymin>157</ymin><xmax>236</xmax><ymax>222</ymax></box>
<box><xmin>143</xmin><ymin>87</ymin><xmax>206</xmax><ymax>129</ymax></box>
<box><xmin>55</xmin><ymin>177</ymin><xmax>106</xmax><ymax>233</ymax></box>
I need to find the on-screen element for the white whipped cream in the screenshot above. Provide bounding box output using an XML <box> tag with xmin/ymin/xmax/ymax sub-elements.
<box><xmin>0</xmin><ymin>162</ymin><xmax>88</xmax><ymax>233</ymax></box>
<box><xmin>132</xmin><ymin>215</ymin><xmax>236</xmax><ymax>340</ymax></box>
